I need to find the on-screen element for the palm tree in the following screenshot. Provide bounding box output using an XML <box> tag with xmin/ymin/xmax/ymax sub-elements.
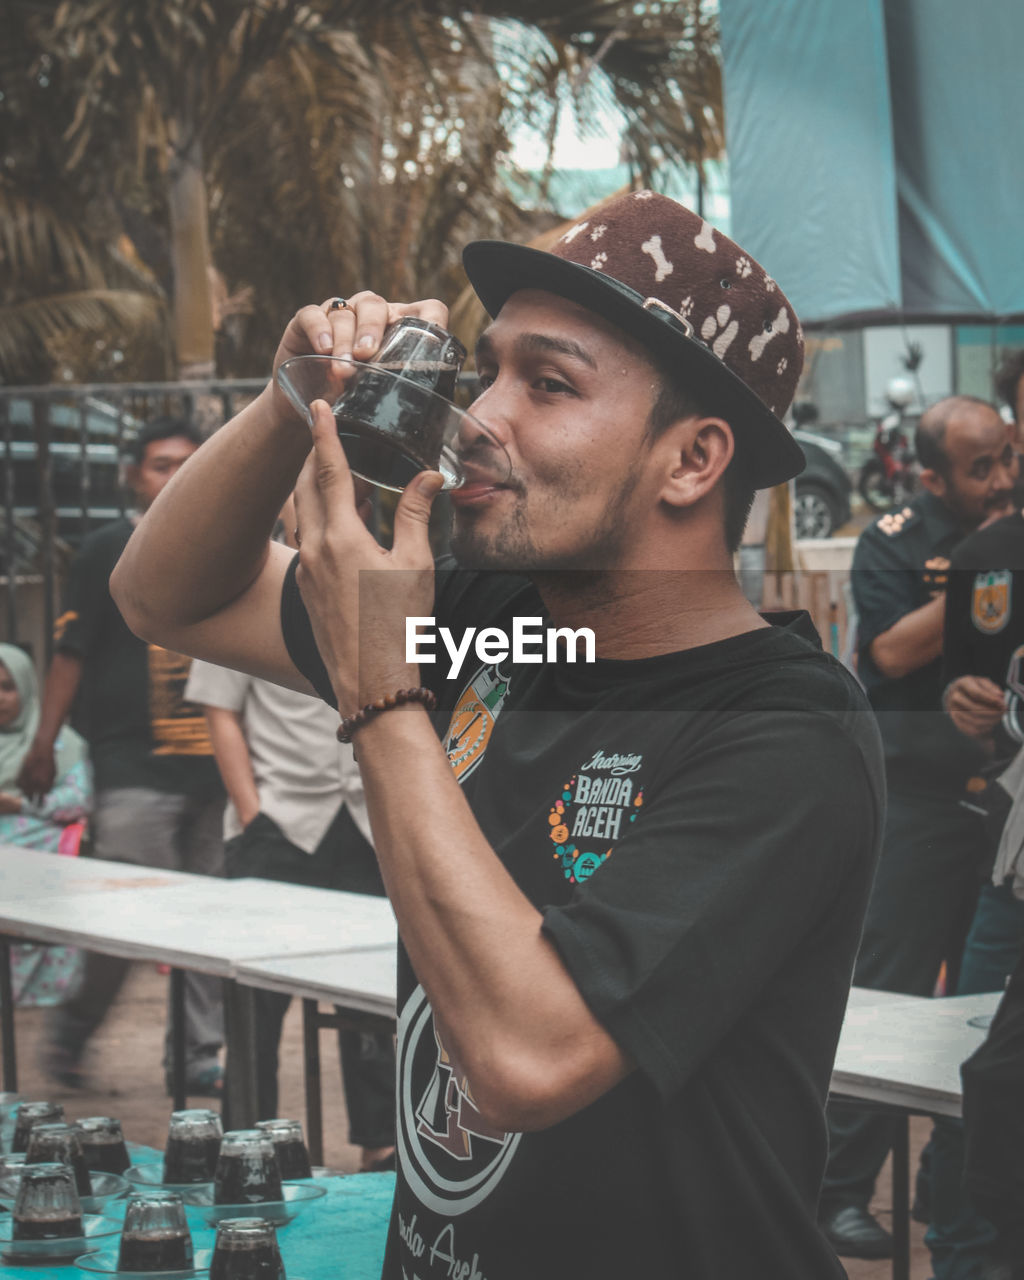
<box><xmin>4</xmin><ymin>0</ymin><xmax>722</xmax><ymax>383</ymax></box>
<box><xmin>0</xmin><ymin>3</ymin><xmax>165</xmax><ymax>384</ymax></box>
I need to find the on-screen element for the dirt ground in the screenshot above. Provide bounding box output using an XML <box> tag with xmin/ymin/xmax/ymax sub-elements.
<box><xmin>11</xmin><ymin>961</ymin><xmax>934</xmax><ymax>1277</ymax></box>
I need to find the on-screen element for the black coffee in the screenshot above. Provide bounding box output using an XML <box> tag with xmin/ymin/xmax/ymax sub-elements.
<box><xmin>82</xmin><ymin>1136</ymin><xmax>131</xmax><ymax>1176</ymax></box>
<box><xmin>163</xmin><ymin>1135</ymin><xmax>221</xmax><ymax>1185</ymax></box>
<box><xmin>209</xmin><ymin>1239</ymin><xmax>284</xmax><ymax>1280</ymax></box>
<box><xmin>214</xmin><ymin>1153</ymin><xmax>282</xmax><ymax>1205</ymax></box>
<box><xmin>118</xmin><ymin>1230</ymin><xmax>192</xmax><ymax>1272</ymax></box>
<box><xmin>270</xmin><ymin>1139</ymin><xmax>311</xmax><ymax>1181</ymax></box>
<box><xmin>12</xmin><ymin>1211</ymin><xmax>83</xmax><ymax>1241</ymax></box>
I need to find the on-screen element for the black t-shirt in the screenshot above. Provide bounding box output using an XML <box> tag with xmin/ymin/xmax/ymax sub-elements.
<box><xmin>55</xmin><ymin>517</ymin><xmax>220</xmax><ymax>794</ymax></box>
<box><xmin>852</xmin><ymin>491</ymin><xmax>984</xmax><ymax>793</ymax></box>
<box><xmin>282</xmin><ymin>561</ymin><xmax>884</xmax><ymax>1280</ymax></box>
<box><xmin>943</xmin><ymin>510</ymin><xmax>1024</xmax><ymax>748</ymax></box>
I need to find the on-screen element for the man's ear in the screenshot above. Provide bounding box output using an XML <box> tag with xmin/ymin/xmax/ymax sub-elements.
<box><xmin>918</xmin><ymin>467</ymin><xmax>947</xmax><ymax>499</ymax></box>
<box><xmin>659</xmin><ymin>417</ymin><xmax>735</xmax><ymax>510</ymax></box>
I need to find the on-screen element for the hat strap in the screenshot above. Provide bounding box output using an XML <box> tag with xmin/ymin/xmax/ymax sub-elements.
<box><xmin>641</xmin><ymin>297</ymin><xmax>695</xmax><ymax>338</ymax></box>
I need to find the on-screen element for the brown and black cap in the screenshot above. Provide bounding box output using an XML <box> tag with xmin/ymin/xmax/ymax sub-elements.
<box><xmin>463</xmin><ymin>190</ymin><xmax>805</xmax><ymax>488</ymax></box>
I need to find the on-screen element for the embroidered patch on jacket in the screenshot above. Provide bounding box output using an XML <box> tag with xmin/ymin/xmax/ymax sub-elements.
<box><xmin>972</xmin><ymin>570</ymin><xmax>1012</xmax><ymax>635</ymax></box>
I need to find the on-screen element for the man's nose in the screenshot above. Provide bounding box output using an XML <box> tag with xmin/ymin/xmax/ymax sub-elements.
<box><xmin>466</xmin><ymin>380</ymin><xmax>512</xmax><ymax>447</ymax></box>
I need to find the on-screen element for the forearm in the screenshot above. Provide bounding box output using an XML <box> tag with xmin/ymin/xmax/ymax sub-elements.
<box><xmin>356</xmin><ymin>708</ymin><xmax>630</xmax><ymax>1130</ymax></box>
<box><xmin>111</xmin><ymin>386</ymin><xmax>309</xmax><ymax>632</ymax></box>
<box><xmin>33</xmin><ymin>652</ymin><xmax>84</xmax><ymax>749</ymax></box>
<box><xmin>869</xmin><ymin>593</ymin><xmax>945</xmax><ymax>678</ymax></box>
<box><xmin>203</xmin><ymin>708</ymin><xmax>260</xmax><ymax>827</ymax></box>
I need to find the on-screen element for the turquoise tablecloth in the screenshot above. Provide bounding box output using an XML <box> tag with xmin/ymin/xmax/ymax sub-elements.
<box><xmin>1</xmin><ymin>1145</ymin><xmax>394</xmax><ymax>1280</ymax></box>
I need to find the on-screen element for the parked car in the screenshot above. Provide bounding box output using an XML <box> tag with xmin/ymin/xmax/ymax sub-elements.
<box><xmin>793</xmin><ymin>429</ymin><xmax>852</xmax><ymax>539</ymax></box>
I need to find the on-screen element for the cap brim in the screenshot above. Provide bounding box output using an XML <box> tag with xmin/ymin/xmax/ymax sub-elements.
<box><xmin>462</xmin><ymin>240</ymin><xmax>805</xmax><ymax>489</ymax></box>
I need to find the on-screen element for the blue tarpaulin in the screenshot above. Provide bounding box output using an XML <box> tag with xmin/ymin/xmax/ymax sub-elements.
<box><xmin>719</xmin><ymin>0</ymin><xmax>1024</xmax><ymax>327</ymax></box>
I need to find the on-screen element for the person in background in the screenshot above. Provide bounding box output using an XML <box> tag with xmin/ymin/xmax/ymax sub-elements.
<box><xmin>0</xmin><ymin>641</ymin><xmax>90</xmax><ymax>1007</ymax></box>
<box><xmin>821</xmin><ymin>395</ymin><xmax>1018</xmax><ymax>1260</ymax></box>
<box><xmin>18</xmin><ymin>418</ymin><xmax>226</xmax><ymax>1096</ymax></box>
<box><xmin>185</xmin><ymin>494</ymin><xmax>396</xmax><ymax>1170</ymax></box>
<box><xmin>922</xmin><ymin>497</ymin><xmax>1024</xmax><ymax>1280</ymax></box>
<box><xmin>995</xmin><ymin>349</ymin><xmax>1024</xmax><ymax>447</ymax></box>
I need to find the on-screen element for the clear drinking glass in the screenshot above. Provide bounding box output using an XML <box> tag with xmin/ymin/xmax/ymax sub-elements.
<box><xmin>12</xmin><ymin>1101</ymin><xmax>65</xmax><ymax>1153</ymax></box>
<box><xmin>213</xmin><ymin>1132</ymin><xmax>282</xmax><ymax>1206</ymax></box>
<box><xmin>163</xmin><ymin>1109</ymin><xmax>223</xmax><ymax>1185</ymax></box>
<box><xmin>77</xmin><ymin>1116</ymin><xmax>131</xmax><ymax>1175</ymax></box>
<box><xmin>25</xmin><ymin>1121</ymin><xmax>92</xmax><ymax>1196</ymax></box>
<box><xmin>209</xmin><ymin>1217</ymin><xmax>285</xmax><ymax>1280</ymax></box>
<box><xmin>11</xmin><ymin>1162</ymin><xmax>83</xmax><ymax>1242</ymax></box>
<box><xmin>117</xmin><ymin>1193</ymin><xmax>194</xmax><ymax>1273</ymax></box>
<box><xmin>253</xmin><ymin>1120</ymin><xmax>312</xmax><ymax>1181</ymax></box>
<box><xmin>276</xmin><ymin>317</ymin><xmax>510</xmax><ymax>493</ymax></box>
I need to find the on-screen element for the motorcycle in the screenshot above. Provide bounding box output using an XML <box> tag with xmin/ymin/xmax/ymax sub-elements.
<box><xmin>858</xmin><ymin>377</ymin><xmax>918</xmax><ymax>511</ymax></box>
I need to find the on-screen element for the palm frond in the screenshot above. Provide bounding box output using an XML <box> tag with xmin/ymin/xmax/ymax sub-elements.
<box><xmin>0</xmin><ymin>289</ymin><xmax>165</xmax><ymax>381</ymax></box>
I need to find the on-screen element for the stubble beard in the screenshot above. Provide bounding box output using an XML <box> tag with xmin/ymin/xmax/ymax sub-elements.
<box><xmin>450</xmin><ymin>458</ymin><xmax>643</xmax><ymax>577</ymax></box>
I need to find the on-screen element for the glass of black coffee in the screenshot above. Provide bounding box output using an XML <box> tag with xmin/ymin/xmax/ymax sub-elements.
<box><xmin>11</xmin><ymin>1162</ymin><xmax>83</xmax><ymax>1242</ymax></box>
<box><xmin>213</xmin><ymin>1132</ymin><xmax>282</xmax><ymax>1206</ymax></box>
<box><xmin>25</xmin><ymin>1121</ymin><xmax>92</xmax><ymax>1196</ymax></box>
<box><xmin>276</xmin><ymin>317</ymin><xmax>511</xmax><ymax>495</ymax></box>
<box><xmin>209</xmin><ymin>1218</ymin><xmax>285</xmax><ymax>1280</ymax></box>
<box><xmin>78</xmin><ymin>1116</ymin><xmax>131</xmax><ymax>1176</ymax></box>
<box><xmin>253</xmin><ymin>1121</ymin><xmax>312</xmax><ymax>1181</ymax></box>
<box><xmin>12</xmin><ymin>1101</ymin><xmax>65</xmax><ymax>1153</ymax></box>
<box><xmin>163</xmin><ymin>1109</ymin><xmax>223</xmax><ymax>1186</ymax></box>
<box><xmin>117</xmin><ymin>1193</ymin><xmax>194</xmax><ymax>1273</ymax></box>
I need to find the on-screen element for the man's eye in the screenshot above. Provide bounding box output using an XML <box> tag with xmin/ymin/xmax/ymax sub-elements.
<box><xmin>535</xmin><ymin>377</ymin><xmax>573</xmax><ymax>394</ymax></box>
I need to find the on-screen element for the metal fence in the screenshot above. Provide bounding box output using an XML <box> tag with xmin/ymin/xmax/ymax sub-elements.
<box><xmin>1</xmin><ymin>378</ymin><xmax>265</xmax><ymax>666</ymax></box>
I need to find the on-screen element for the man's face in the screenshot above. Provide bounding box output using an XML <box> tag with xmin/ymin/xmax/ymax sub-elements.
<box><xmin>129</xmin><ymin>435</ymin><xmax>199</xmax><ymax>510</ymax></box>
<box><xmin>450</xmin><ymin>291</ymin><xmax>663</xmax><ymax>572</ymax></box>
<box><xmin>931</xmin><ymin>406</ymin><xmax>1018</xmax><ymax>530</ymax></box>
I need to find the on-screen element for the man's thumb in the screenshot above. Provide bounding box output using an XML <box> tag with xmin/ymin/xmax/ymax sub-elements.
<box><xmin>394</xmin><ymin>470</ymin><xmax>444</xmax><ymax>549</ymax></box>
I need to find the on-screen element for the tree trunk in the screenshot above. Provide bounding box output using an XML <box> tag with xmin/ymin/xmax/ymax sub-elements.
<box><xmin>167</xmin><ymin>134</ymin><xmax>216</xmax><ymax>380</ymax></box>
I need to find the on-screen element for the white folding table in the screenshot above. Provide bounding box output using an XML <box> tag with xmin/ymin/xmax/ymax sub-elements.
<box><xmin>0</xmin><ymin>846</ymin><xmax>396</xmax><ymax>1120</ymax></box>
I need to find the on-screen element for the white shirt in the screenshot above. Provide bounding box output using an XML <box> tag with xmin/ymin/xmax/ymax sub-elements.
<box><xmin>184</xmin><ymin>660</ymin><xmax>371</xmax><ymax>854</ymax></box>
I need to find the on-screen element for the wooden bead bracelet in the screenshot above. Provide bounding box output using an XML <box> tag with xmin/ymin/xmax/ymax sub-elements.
<box><xmin>336</xmin><ymin>687</ymin><xmax>437</xmax><ymax>744</ymax></box>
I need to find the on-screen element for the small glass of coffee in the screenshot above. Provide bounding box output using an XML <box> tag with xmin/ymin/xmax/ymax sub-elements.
<box><xmin>11</xmin><ymin>1162</ymin><xmax>83</xmax><ymax>1243</ymax></box>
<box><xmin>209</xmin><ymin>1217</ymin><xmax>285</xmax><ymax>1280</ymax></box>
<box><xmin>77</xmin><ymin>1116</ymin><xmax>131</xmax><ymax>1176</ymax></box>
<box><xmin>12</xmin><ymin>1101</ymin><xmax>65</xmax><ymax>1153</ymax></box>
<box><xmin>253</xmin><ymin>1121</ymin><xmax>312</xmax><ymax>1181</ymax></box>
<box><xmin>25</xmin><ymin>1122</ymin><xmax>92</xmax><ymax>1196</ymax></box>
<box><xmin>213</xmin><ymin>1132</ymin><xmax>282</xmax><ymax>1206</ymax></box>
<box><xmin>117</xmin><ymin>1193</ymin><xmax>194</xmax><ymax>1273</ymax></box>
<box><xmin>163</xmin><ymin>1109</ymin><xmax>223</xmax><ymax>1185</ymax></box>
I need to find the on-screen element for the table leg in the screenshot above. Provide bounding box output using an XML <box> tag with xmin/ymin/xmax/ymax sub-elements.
<box><xmin>170</xmin><ymin>968</ymin><xmax>186</xmax><ymax>1111</ymax></box>
<box><xmin>891</xmin><ymin>1115</ymin><xmax>910</xmax><ymax>1280</ymax></box>
<box><xmin>223</xmin><ymin>980</ymin><xmax>260</xmax><ymax>1129</ymax></box>
<box><xmin>0</xmin><ymin>936</ymin><xmax>17</xmax><ymax>1091</ymax></box>
<box><xmin>303</xmin><ymin>999</ymin><xmax>324</xmax><ymax>1167</ymax></box>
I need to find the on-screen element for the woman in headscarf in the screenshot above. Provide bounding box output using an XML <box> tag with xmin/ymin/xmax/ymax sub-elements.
<box><xmin>0</xmin><ymin>642</ymin><xmax>92</xmax><ymax>1005</ymax></box>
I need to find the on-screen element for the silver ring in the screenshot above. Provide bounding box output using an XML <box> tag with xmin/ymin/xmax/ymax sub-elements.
<box><xmin>328</xmin><ymin>297</ymin><xmax>348</xmax><ymax>312</ymax></box>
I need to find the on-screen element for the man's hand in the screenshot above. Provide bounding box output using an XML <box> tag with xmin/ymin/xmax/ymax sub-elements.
<box><xmin>944</xmin><ymin>675</ymin><xmax>1006</xmax><ymax>739</ymax></box>
<box><xmin>270</xmin><ymin>291</ymin><xmax>449</xmax><ymax>426</ymax></box>
<box><xmin>17</xmin><ymin>744</ymin><xmax>56</xmax><ymax>801</ymax></box>
<box><xmin>293</xmin><ymin>398</ymin><xmax>443</xmax><ymax>715</ymax></box>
